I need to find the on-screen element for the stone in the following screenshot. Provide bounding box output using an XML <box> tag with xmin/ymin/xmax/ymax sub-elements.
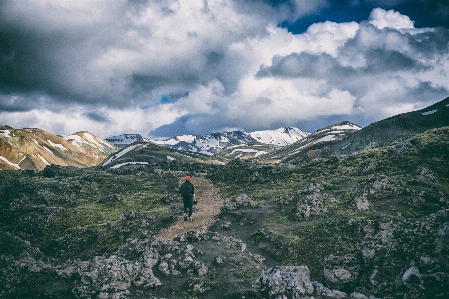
<box><xmin>402</xmin><ymin>266</ymin><xmax>422</xmax><ymax>288</ymax></box>
<box><xmin>312</xmin><ymin>281</ymin><xmax>348</xmax><ymax>298</ymax></box>
<box><xmin>435</xmin><ymin>222</ymin><xmax>449</xmax><ymax>255</ymax></box>
<box><xmin>323</xmin><ymin>254</ymin><xmax>361</xmax><ymax>290</ymax></box>
<box><xmin>253</xmin><ymin>266</ymin><xmax>314</xmax><ymax>298</ymax></box>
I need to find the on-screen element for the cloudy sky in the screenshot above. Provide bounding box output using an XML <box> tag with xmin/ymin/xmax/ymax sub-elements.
<box><xmin>1</xmin><ymin>0</ymin><xmax>449</xmax><ymax>139</ymax></box>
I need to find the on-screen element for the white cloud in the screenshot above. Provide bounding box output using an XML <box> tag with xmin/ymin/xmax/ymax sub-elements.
<box><xmin>0</xmin><ymin>104</ymin><xmax>184</xmax><ymax>138</ymax></box>
<box><xmin>369</xmin><ymin>8</ymin><xmax>414</xmax><ymax>29</ymax></box>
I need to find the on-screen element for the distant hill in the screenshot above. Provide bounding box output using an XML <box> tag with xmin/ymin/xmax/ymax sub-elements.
<box><xmin>325</xmin><ymin>96</ymin><xmax>449</xmax><ymax>155</ymax></box>
<box><xmin>0</xmin><ymin>126</ymin><xmax>117</xmax><ymax>171</ymax></box>
<box><xmin>100</xmin><ymin>141</ymin><xmax>225</xmax><ymax>169</ymax></box>
<box><xmin>214</xmin><ymin>142</ymin><xmax>280</xmax><ymax>160</ymax></box>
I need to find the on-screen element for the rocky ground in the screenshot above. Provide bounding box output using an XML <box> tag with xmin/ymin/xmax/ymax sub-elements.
<box><xmin>1</xmin><ymin>127</ymin><xmax>449</xmax><ymax>298</ymax></box>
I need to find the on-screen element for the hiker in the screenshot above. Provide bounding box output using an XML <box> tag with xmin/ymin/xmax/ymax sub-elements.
<box><xmin>180</xmin><ymin>175</ymin><xmax>195</xmax><ymax>221</ymax></box>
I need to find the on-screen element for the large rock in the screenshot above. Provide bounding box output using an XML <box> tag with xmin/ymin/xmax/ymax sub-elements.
<box><xmin>279</xmin><ymin>183</ymin><xmax>328</xmax><ymax>220</ymax></box>
<box><xmin>324</xmin><ymin>254</ymin><xmax>361</xmax><ymax>291</ymax></box>
<box><xmin>253</xmin><ymin>266</ymin><xmax>314</xmax><ymax>298</ymax></box>
<box><xmin>435</xmin><ymin>222</ymin><xmax>449</xmax><ymax>255</ymax></box>
<box><xmin>67</xmin><ymin>247</ymin><xmax>161</xmax><ymax>298</ymax></box>
<box><xmin>401</xmin><ymin>266</ymin><xmax>423</xmax><ymax>289</ymax></box>
<box><xmin>312</xmin><ymin>281</ymin><xmax>348</xmax><ymax>298</ymax></box>
<box><xmin>222</xmin><ymin>193</ymin><xmax>257</xmax><ymax>211</ymax></box>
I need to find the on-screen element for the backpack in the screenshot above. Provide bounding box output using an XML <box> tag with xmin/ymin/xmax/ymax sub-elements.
<box><xmin>180</xmin><ymin>181</ymin><xmax>193</xmax><ymax>198</ymax></box>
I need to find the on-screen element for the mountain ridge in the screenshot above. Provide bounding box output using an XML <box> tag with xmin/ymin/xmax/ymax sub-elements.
<box><xmin>106</xmin><ymin>126</ymin><xmax>309</xmax><ymax>155</ymax></box>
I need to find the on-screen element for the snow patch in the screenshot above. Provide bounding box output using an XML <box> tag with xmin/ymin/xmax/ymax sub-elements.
<box><xmin>249</xmin><ymin>127</ymin><xmax>308</xmax><ymax>146</ymax></box>
<box><xmin>103</xmin><ymin>144</ymin><xmax>141</xmax><ymax>166</ymax></box>
<box><xmin>48</xmin><ymin>140</ymin><xmax>67</xmax><ymax>151</ymax></box>
<box><xmin>38</xmin><ymin>154</ymin><xmax>50</xmax><ymax>165</ymax></box>
<box><xmin>341</xmin><ymin>142</ymin><xmax>352</xmax><ymax>150</ymax></box>
<box><xmin>421</xmin><ymin>109</ymin><xmax>438</xmax><ymax>115</ymax></box>
<box><xmin>111</xmin><ymin>162</ymin><xmax>149</xmax><ymax>169</ymax></box>
<box><xmin>167</xmin><ymin>155</ymin><xmax>176</xmax><ymax>161</ymax></box>
<box><xmin>332</xmin><ymin>124</ymin><xmax>361</xmax><ymax>131</ymax></box>
<box><xmin>69</xmin><ymin>140</ymin><xmax>81</xmax><ymax>148</ymax></box>
<box><xmin>43</xmin><ymin>146</ymin><xmax>55</xmax><ymax>155</ymax></box>
<box><xmin>84</xmin><ymin>132</ymin><xmax>114</xmax><ymax>149</ymax></box>
<box><xmin>313</xmin><ymin>135</ymin><xmax>337</xmax><ymax>144</ymax></box>
<box><xmin>231</xmin><ymin>149</ymin><xmax>259</xmax><ymax>153</ymax></box>
<box><xmin>254</xmin><ymin>151</ymin><xmax>267</xmax><ymax>157</ymax></box>
<box><xmin>0</xmin><ymin>130</ymin><xmax>11</xmax><ymax>138</ymax></box>
<box><xmin>0</xmin><ymin>155</ymin><xmax>21</xmax><ymax>169</ymax></box>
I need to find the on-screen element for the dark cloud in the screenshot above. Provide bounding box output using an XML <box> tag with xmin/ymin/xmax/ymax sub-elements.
<box><xmin>0</xmin><ymin>91</ymin><xmax>50</xmax><ymax>112</ymax></box>
<box><xmin>1</xmin><ymin>1</ymin><xmax>449</xmax><ymax>138</ymax></box>
<box><xmin>256</xmin><ymin>52</ymin><xmax>352</xmax><ymax>78</ymax></box>
<box><xmin>403</xmin><ymin>81</ymin><xmax>449</xmax><ymax>101</ymax></box>
<box><xmin>83</xmin><ymin>111</ymin><xmax>112</xmax><ymax>123</ymax></box>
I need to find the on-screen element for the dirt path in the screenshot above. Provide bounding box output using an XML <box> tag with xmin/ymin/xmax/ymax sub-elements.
<box><xmin>156</xmin><ymin>177</ymin><xmax>224</xmax><ymax>241</ymax></box>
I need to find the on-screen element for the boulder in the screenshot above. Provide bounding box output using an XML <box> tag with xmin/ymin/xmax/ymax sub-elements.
<box><xmin>253</xmin><ymin>266</ymin><xmax>314</xmax><ymax>298</ymax></box>
<box><xmin>435</xmin><ymin>222</ymin><xmax>449</xmax><ymax>255</ymax></box>
<box><xmin>324</xmin><ymin>254</ymin><xmax>361</xmax><ymax>291</ymax></box>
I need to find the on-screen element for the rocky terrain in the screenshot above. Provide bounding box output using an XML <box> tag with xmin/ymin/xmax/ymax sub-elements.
<box><xmin>1</xmin><ymin>98</ymin><xmax>449</xmax><ymax>298</ymax></box>
<box><xmin>1</xmin><ymin>124</ymin><xmax>448</xmax><ymax>298</ymax></box>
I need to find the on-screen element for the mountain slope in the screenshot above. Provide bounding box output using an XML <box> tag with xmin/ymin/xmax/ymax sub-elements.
<box><xmin>0</xmin><ymin>126</ymin><xmax>117</xmax><ymax>171</ymax></box>
<box><xmin>249</xmin><ymin>127</ymin><xmax>309</xmax><ymax>146</ymax></box>
<box><xmin>326</xmin><ymin>96</ymin><xmax>449</xmax><ymax>154</ymax></box>
<box><xmin>256</xmin><ymin>121</ymin><xmax>361</xmax><ymax>163</ymax></box>
<box><xmin>101</xmin><ymin>141</ymin><xmax>225</xmax><ymax>169</ymax></box>
<box><xmin>153</xmin><ymin>131</ymin><xmax>258</xmax><ymax>155</ymax></box>
<box><xmin>214</xmin><ymin>142</ymin><xmax>280</xmax><ymax>160</ymax></box>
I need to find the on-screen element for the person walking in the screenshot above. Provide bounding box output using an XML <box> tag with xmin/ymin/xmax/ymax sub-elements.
<box><xmin>180</xmin><ymin>175</ymin><xmax>195</xmax><ymax>221</ymax></box>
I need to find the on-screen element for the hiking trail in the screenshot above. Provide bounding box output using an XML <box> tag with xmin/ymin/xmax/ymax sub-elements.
<box><xmin>156</xmin><ymin>177</ymin><xmax>224</xmax><ymax>241</ymax></box>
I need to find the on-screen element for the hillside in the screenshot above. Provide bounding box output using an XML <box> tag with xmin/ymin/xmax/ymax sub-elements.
<box><xmin>257</xmin><ymin>121</ymin><xmax>361</xmax><ymax>164</ymax></box>
<box><xmin>325</xmin><ymin>96</ymin><xmax>449</xmax><ymax>154</ymax></box>
<box><xmin>214</xmin><ymin>142</ymin><xmax>280</xmax><ymax>160</ymax></box>
<box><xmin>1</xmin><ymin>125</ymin><xmax>448</xmax><ymax>298</ymax></box>
<box><xmin>100</xmin><ymin>141</ymin><xmax>226</xmax><ymax>169</ymax></box>
<box><xmin>0</xmin><ymin>126</ymin><xmax>117</xmax><ymax>171</ymax></box>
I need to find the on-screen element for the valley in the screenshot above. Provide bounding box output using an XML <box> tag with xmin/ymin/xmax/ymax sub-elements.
<box><xmin>1</xmin><ymin>97</ymin><xmax>449</xmax><ymax>298</ymax></box>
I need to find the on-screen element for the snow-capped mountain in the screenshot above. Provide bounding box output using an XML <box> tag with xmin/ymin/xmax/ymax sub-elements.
<box><xmin>152</xmin><ymin>127</ymin><xmax>308</xmax><ymax>156</ymax></box>
<box><xmin>249</xmin><ymin>127</ymin><xmax>309</xmax><ymax>146</ymax></box>
<box><xmin>0</xmin><ymin>126</ymin><xmax>117</xmax><ymax>171</ymax></box>
<box><xmin>105</xmin><ymin>134</ymin><xmax>151</xmax><ymax>147</ymax></box>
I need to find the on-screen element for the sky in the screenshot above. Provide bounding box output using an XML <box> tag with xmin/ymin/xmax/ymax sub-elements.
<box><xmin>1</xmin><ymin>0</ymin><xmax>449</xmax><ymax>139</ymax></box>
